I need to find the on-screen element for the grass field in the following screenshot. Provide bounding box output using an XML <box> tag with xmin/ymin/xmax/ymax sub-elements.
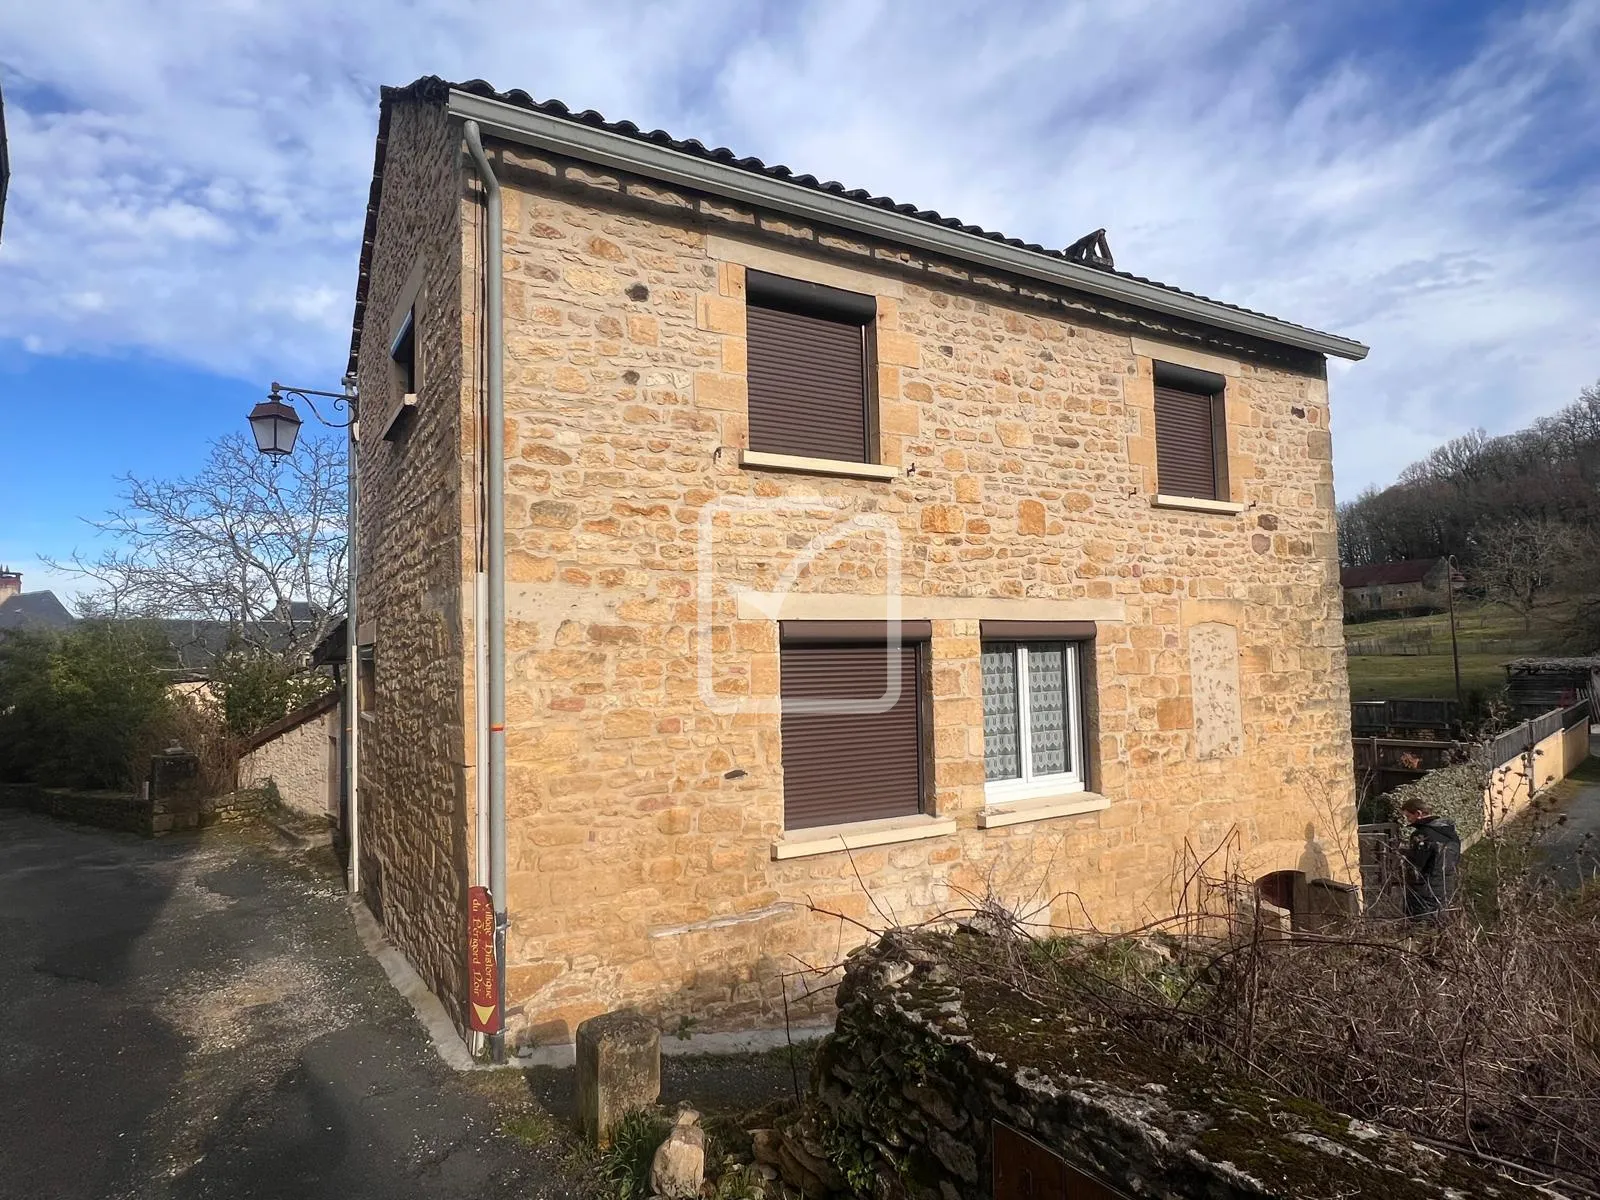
<box><xmin>1343</xmin><ymin>597</ymin><xmax>1584</xmax><ymax>703</ymax></box>
<box><xmin>1345</xmin><ymin>651</ymin><xmax>1510</xmax><ymax>702</ymax></box>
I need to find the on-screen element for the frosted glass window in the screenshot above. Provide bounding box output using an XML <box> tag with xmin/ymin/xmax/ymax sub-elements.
<box><xmin>1028</xmin><ymin>645</ymin><xmax>1070</xmax><ymax>776</ymax></box>
<box><xmin>982</xmin><ymin>643</ymin><xmax>1021</xmax><ymax>781</ymax></box>
<box><xmin>980</xmin><ymin>640</ymin><xmax>1083</xmax><ymax>796</ymax></box>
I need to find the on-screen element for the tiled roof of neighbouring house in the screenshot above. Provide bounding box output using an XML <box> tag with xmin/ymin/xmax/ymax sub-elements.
<box><xmin>1340</xmin><ymin>559</ymin><xmax>1446</xmax><ymax>589</ymax></box>
<box><xmin>348</xmin><ymin>76</ymin><xmax>1367</xmax><ymax>378</ymax></box>
<box><xmin>0</xmin><ymin>590</ymin><xmax>75</xmax><ymax>632</ymax></box>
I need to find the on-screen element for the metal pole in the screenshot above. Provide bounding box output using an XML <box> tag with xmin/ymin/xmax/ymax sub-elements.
<box><xmin>1447</xmin><ymin>555</ymin><xmax>1462</xmax><ymax>710</ymax></box>
<box><xmin>464</xmin><ymin>119</ymin><xmax>507</xmax><ymax>1065</ymax></box>
<box><xmin>343</xmin><ymin>374</ymin><xmax>361</xmax><ymax>896</ymax></box>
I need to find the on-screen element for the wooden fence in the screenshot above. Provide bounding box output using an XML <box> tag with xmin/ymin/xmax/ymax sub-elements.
<box><xmin>1353</xmin><ymin>697</ymin><xmax>1590</xmax><ymax>807</ymax></box>
<box><xmin>1351</xmin><ymin>698</ymin><xmax>1459</xmax><ymax>735</ymax></box>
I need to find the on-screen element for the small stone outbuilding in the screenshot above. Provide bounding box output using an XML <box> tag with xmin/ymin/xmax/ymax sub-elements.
<box><xmin>343</xmin><ymin>76</ymin><xmax>1369</xmax><ymax>1052</ymax></box>
<box><xmin>1340</xmin><ymin>557</ymin><xmax>1456</xmax><ymax>619</ymax></box>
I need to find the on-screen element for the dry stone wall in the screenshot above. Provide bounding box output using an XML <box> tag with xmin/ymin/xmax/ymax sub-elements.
<box><xmin>807</xmin><ymin>934</ymin><xmax>1543</xmax><ymax>1200</ymax></box>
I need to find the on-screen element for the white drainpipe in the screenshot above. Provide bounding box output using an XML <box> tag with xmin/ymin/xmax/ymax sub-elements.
<box><xmin>463</xmin><ymin>119</ymin><xmax>508</xmax><ymax>1064</ymax></box>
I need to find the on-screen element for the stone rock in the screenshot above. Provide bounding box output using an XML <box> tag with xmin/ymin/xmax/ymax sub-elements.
<box><xmin>648</xmin><ymin>1107</ymin><xmax>705</xmax><ymax>1199</ymax></box>
<box><xmin>575</xmin><ymin>1009</ymin><xmax>660</xmax><ymax>1147</ymax></box>
<box><xmin>749</xmin><ymin>1127</ymin><xmax>782</xmax><ymax>1166</ymax></box>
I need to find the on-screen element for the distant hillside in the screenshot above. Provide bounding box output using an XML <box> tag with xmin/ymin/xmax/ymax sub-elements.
<box><xmin>1338</xmin><ymin>380</ymin><xmax>1599</xmax><ymax>568</ymax></box>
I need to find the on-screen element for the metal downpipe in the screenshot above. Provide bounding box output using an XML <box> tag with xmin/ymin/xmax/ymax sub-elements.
<box><xmin>464</xmin><ymin>118</ymin><xmax>508</xmax><ymax>1064</ymax></box>
<box><xmin>343</xmin><ymin>374</ymin><xmax>361</xmax><ymax>897</ymax></box>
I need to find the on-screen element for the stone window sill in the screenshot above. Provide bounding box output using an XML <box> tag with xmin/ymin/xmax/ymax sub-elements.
<box><xmin>1152</xmin><ymin>494</ymin><xmax>1246</xmax><ymax>515</ymax></box>
<box><xmin>977</xmin><ymin>792</ymin><xmax>1110</xmax><ymax>829</ymax></box>
<box><xmin>772</xmin><ymin>813</ymin><xmax>956</xmax><ymax>860</ymax></box>
<box><xmin>739</xmin><ymin>450</ymin><xmax>902</xmax><ymax>481</ymax></box>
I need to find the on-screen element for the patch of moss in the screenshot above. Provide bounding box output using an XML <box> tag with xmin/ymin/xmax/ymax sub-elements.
<box><xmin>868</xmin><ymin>934</ymin><xmax>1546</xmax><ymax>1199</ymax></box>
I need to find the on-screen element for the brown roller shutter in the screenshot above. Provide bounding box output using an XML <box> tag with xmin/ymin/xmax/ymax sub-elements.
<box><xmin>779</xmin><ymin>643</ymin><xmax>923</xmax><ymax>829</ymax></box>
<box><xmin>1154</xmin><ymin>385</ymin><xmax>1222</xmax><ymax>499</ymax></box>
<box><xmin>747</xmin><ymin>304</ymin><xmax>869</xmax><ymax>462</ymax></box>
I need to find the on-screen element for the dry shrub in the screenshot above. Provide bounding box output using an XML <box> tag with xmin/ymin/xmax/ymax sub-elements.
<box><xmin>160</xmin><ymin>689</ymin><xmax>238</xmax><ymax>796</ymax></box>
<box><xmin>828</xmin><ymin>836</ymin><xmax>1600</xmax><ymax>1194</ymax></box>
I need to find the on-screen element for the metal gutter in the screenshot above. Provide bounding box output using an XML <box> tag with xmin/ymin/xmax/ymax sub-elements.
<box><xmin>463</xmin><ymin>119</ymin><xmax>508</xmax><ymax>1065</ymax></box>
<box><xmin>446</xmin><ymin>88</ymin><xmax>1369</xmax><ymax>363</ymax></box>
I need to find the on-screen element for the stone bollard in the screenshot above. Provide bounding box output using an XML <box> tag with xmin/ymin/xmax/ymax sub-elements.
<box><xmin>575</xmin><ymin>1009</ymin><xmax>660</xmax><ymax>1147</ymax></box>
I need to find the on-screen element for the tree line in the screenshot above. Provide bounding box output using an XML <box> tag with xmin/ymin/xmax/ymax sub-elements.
<box><xmin>1338</xmin><ymin>380</ymin><xmax>1600</xmax><ymax>636</ymax></box>
<box><xmin>1</xmin><ymin>430</ymin><xmax>346</xmax><ymax>791</ymax></box>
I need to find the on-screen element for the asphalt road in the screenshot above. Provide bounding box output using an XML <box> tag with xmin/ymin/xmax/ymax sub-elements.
<box><xmin>0</xmin><ymin>810</ymin><xmax>586</xmax><ymax>1200</ymax></box>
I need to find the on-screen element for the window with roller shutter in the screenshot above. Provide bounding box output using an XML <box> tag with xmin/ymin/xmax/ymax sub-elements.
<box><xmin>746</xmin><ymin>270</ymin><xmax>877</xmax><ymax>463</ymax></box>
<box><xmin>1153</xmin><ymin>361</ymin><xmax>1229</xmax><ymax>501</ymax></box>
<box><xmin>778</xmin><ymin>622</ymin><xmax>928</xmax><ymax>829</ymax></box>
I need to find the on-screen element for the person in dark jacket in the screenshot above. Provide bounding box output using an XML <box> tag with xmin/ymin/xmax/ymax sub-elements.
<box><xmin>1399</xmin><ymin>796</ymin><xmax>1461</xmax><ymax>919</ymax></box>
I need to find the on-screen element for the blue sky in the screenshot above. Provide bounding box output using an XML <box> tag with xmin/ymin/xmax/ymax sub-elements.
<box><xmin>2</xmin><ymin>0</ymin><xmax>1597</xmax><ymax>604</ymax></box>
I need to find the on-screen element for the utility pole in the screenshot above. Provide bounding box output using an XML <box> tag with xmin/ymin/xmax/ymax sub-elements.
<box><xmin>1446</xmin><ymin>555</ymin><xmax>1463</xmax><ymax>710</ymax></box>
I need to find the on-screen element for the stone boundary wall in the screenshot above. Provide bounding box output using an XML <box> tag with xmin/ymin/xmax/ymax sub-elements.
<box><xmin>0</xmin><ymin>782</ymin><xmax>274</xmax><ymax>837</ymax></box>
<box><xmin>238</xmin><ymin>691</ymin><xmax>340</xmax><ymax>821</ymax></box>
<box><xmin>809</xmin><ymin>935</ymin><xmax>1541</xmax><ymax>1199</ymax></box>
<box><xmin>0</xmin><ymin>782</ymin><xmax>149</xmax><ymax>833</ymax></box>
<box><xmin>1481</xmin><ymin>710</ymin><xmax>1591</xmax><ymax>841</ymax></box>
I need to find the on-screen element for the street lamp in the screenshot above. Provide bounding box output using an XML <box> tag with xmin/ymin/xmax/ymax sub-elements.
<box><xmin>247</xmin><ymin>392</ymin><xmax>304</xmax><ymax>457</ymax></box>
<box><xmin>250</xmin><ymin>381</ymin><xmax>356</xmax><ymax>452</ymax></box>
<box><xmin>247</xmin><ymin>376</ymin><xmax>361</xmax><ymax>897</ymax></box>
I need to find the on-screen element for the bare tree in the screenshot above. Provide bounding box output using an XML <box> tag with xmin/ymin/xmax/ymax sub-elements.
<box><xmin>49</xmin><ymin>431</ymin><xmax>346</xmax><ymax>663</ymax></box>
<box><xmin>1470</xmin><ymin>514</ymin><xmax>1567</xmax><ymax>631</ymax></box>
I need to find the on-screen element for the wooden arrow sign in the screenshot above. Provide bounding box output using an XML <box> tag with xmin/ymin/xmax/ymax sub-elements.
<box><xmin>468</xmin><ymin>886</ymin><xmax>501</xmax><ymax>1034</ymax></box>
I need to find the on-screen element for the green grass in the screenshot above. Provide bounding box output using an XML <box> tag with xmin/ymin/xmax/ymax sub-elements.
<box><xmin>1343</xmin><ymin>597</ymin><xmax>1588</xmax><ymax>703</ymax></box>
<box><xmin>1345</xmin><ymin>652</ymin><xmax>1509</xmax><ymax>702</ymax></box>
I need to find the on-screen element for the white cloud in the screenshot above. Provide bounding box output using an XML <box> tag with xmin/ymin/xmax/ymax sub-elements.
<box><xmin>0</xmin><ymin>0</ymin><xmax>1596</xmax><ymax>492</ymax></box>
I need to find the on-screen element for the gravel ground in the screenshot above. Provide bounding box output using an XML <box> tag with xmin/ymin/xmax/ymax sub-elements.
<box><xmin>0</xmin><ymin>809</ymin><xmax>590</xmax><ymax>1200</ymax></box>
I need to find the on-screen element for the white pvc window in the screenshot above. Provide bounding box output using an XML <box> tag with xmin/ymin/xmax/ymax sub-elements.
<box><xmin>981</xmin><ymin>641</ymin><xmax>1084</xmax><ymax>801</ymax></box>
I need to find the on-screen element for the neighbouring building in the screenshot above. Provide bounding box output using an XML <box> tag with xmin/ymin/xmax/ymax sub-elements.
<box><xmin>0</xmin><ymin>569</ymin><xmax>75</xmax><ymax>633</ymax></box>
<box><xmin>1339</xmin><ymin>557</ymin><xmax>1457</xmax><ymax>619</ymax></box>
<box><xmin>345</xmin><ymin>77</ymin><xmax>1369</xmax><ymax>1052</ymax></box>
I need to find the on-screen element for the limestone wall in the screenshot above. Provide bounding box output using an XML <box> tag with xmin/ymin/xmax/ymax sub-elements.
<box><xmin>350</xmin><ymin>97</ymin><xmax>476</xmax><ymax>1022</ymax></box>
<box><xmin>238</xmin><ymin>708</ymin><xmax>338</xmax><ymax>820</ymax></box>
<box><xmin>471</xmin><ymin>139</ymin><xmax>1358</xmax><ymax>1048</ymax></box>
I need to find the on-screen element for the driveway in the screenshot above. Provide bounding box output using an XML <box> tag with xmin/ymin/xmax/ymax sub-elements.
<box><xmin>0</xmin><ymin>810</ymin><xmax>587</xmax><ymax>1200</ymax></box>
<box><xmin>1536</xmin><ymin>746</ymin><xmax>1600</xmax><ymax>890</ymax></box>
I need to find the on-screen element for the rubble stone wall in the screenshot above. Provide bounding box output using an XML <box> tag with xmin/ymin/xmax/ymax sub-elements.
<box><xmin>808</xmin><ymin>937</ymin><xmax>1540</xmax><ymax>1199</ymax></box>
<box><xmin>350</xmin><ymin>97</ymin><xmax>475</xmax><ymax>1023</ymax></box>
<box><xmin>472</xmin><ymin>134</ymin><xmax>1359</xmax><ymax>1049</ymax></box>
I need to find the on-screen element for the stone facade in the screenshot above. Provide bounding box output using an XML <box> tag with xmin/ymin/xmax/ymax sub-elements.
<box><xmin>350</xmin><ymin>98</ymin><xmax>477</xmax><ymax>1022</ymax></box>
<box><xmin>353</xmin><ymin>91</ymin><xmax>1360</xmax><ymax>1047</ymax></box>
<box><xmin>1341</xmin><ymin>557</ymin><xmax>1452</xmax><ymax>617</ymax></box>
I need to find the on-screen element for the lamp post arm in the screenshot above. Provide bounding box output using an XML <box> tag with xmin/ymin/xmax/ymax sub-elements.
<box><xmin>270</xmin><ymin>381</ymin><xmax>358</xmax><ymax>429</ymax></box>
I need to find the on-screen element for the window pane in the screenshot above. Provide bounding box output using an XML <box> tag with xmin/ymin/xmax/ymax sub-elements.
<box><xmin>1028</xmin><ymin>644</ymin><xmax>1070</xmax><ymax>777</ymax></box>
<box><xmin>981</xmin><ymin>643</ymin><xmax>1020</xmax><ymax>781</ymax></box>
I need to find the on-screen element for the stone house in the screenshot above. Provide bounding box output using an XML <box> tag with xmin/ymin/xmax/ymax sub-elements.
<box><xmin>0</xmin><ymin>569</ymin><xmax>74</xmax><ymax>633</ymax></box>
<box><xmin>345</xmin><ymin>77</ymin><xmax>1369</xmax><ymax>1053</ymax></box>
<box><xmin>1340</xmin><ymin>557</ymin><xmax>1455</xmax><ymax>619</ymax></box>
